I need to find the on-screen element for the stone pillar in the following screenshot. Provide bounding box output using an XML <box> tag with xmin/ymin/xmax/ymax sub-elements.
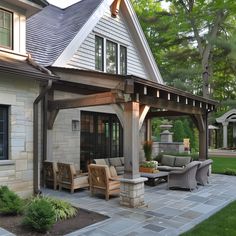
<box><xmin>222</xmin><ymin>122</ymin><xmax>228</xmax><ymax>148</ymax></box>
<box><xmin>198</xmin><ymin>114</ymin><xmax>208</xmax><ymax>161</ymax></box>
<box><xmin>120</xmin><ymin>102</ymin><xmax>147</xmax><ymax>208</ymax></box>
<box><xmin>233</xmin><ymin>123</ymin><xmax>236</xmax><ymax>146</ymax></box>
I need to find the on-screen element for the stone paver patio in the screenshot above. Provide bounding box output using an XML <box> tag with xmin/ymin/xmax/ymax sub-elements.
<box><xmin>1</xmin><ymin>174</ymin><xmax>236</xmax><ymax>236</ymax></box>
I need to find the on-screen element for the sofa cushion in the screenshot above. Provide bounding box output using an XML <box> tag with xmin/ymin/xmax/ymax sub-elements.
<box><xmin>115</xmin><ymin>166</ymin><xmax>124</xmax><ymax>175</ymax></box>
<box><xmin>120</xmin><ymin>157</ymin><xmax>125</xmax><ymax>165</ymax></box>
<box><xmin>109</xmin><ymin>166</ymin><xmax>118</xmax><ymax>177</ymax></box>
<box><xmin>74</xmin><ymin>175</ymin><xmax>89</xmax><ymax>186</ymax></box>
<box><xmin>161</xmin><ymin>155</ymin><xmax>175</xmax><ymax>167</ymax></box>
<box><xmin>94</xmin><ymin>159</ymin><xmax>108</xmax><ymax>165</ymax></box>
<box><xmin>174</xmin><ymin>156</ymin><xmax>191</xmax><ymax>167</ymax></box>
<box><xmin>109</xmin><ymin>157</ymin><xmax>122</xmax><ymax>167</ymax></box>
<box><xmin>157</xmin><ymin>166</ymin><xmax>183</xmax><ymax>171</ymax></box>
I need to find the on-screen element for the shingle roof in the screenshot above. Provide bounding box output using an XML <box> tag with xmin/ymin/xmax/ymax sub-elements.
<box><xmin>0</xmin><ymin>51</ymin><xmax>57</xmax><ymax>81</ymax></box>
<box><xmin>26</xmin><ymin>0</ymin><xmax>103</xmax><ymax>66</ymax></box>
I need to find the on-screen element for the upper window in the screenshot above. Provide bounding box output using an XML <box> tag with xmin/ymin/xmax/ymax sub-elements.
<box><xmin>106</xmin><ymin>40</ymin><xmax>117</xmax><ymax>74</ymax></box>
<box><xmin>95</xmin><ymin>36</ymin><xmax>127</xmax><ymax>75</ymax></box>
<box><xmin>0</xmin><ymin>9</ymin><xmax>13</xmax><ymax>49</ymax></box>
<box><xmin>0</xmin><ymin>106</ymin><xmax>8</xmax><ymax>160</ymax></box>
<box><xmin>95</xmin><ymin>36</ymin><xmax>103</xmax><ymax>71</ymax></box>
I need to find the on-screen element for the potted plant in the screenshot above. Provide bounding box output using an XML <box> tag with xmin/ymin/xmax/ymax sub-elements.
<box><xmin>143</xmin><ymin>140</ymin><xmax>153</xmax><ymax>161</ymax></box>
<box><xmin>139</xmin><ymin>161</ymin><xmax>158</xmax><ymax>173</ymax></box>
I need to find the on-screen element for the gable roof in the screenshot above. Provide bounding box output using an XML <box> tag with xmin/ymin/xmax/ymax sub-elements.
<box><xmin>27</xmin><ymin>0</ymin><xmax>163</xmax><ymax>84</ymax></box>
<box><xmin>26</xmin><ymin>0</ymin><xmax>103</xmax><ymax>66</ymax></box>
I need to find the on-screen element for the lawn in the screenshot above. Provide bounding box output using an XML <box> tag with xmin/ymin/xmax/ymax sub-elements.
<box><xmin>210</xmin><ymin>156</ymin><xmax>236</xmax><ymax>174</ymax></box>
<box><xmin>181</xmin><ymin>200</ymin><xmax>236</xmax><ymax>236</ymax></box>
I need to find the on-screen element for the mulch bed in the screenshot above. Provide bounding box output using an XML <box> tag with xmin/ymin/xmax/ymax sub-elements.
<box><xmin>0</xmin><ymin>208</ymin><xmax>109</xmax><ymax>236</ymax></box>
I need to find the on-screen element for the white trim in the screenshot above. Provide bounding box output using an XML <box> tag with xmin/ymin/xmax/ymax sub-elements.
<box><xmin>123</xmin><ymin>0</ymin><xmax>163</xmax><ymax>84</ymax></box>
<box><xmin>53</xmin><ymin>0</ymin><xmax>114</xmax><ymax>67</ymax></box>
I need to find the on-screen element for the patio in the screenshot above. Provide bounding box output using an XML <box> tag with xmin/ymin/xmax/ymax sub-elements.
<box><xmin>18</xmin><ymin>174</ymin><xmax>236</xmax><ymax>235</ymax></box>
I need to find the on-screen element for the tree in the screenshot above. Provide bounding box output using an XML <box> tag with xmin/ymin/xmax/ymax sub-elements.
<box><xmin>132</xmin><ymin>0</ymin><xmax>236</xmax><ymax>100</ymax></box>
<box><xmin>173</xmin><ymin>120</ymin><xmax>185</xmax><ymax>142</ymax></box>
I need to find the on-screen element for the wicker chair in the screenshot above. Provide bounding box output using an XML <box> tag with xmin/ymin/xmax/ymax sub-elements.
<box><xmin>43</xmin><ymin>161</ymin><xmax>58</xmax><ymax>190</ymax></box>
<box><xmin>88</xmin><ymin>164</ymin><xmax>120</xmax><ymax>201</ymax></box>
<box><xmin>57</xmin><ymin>162</ymin><xmax>89</xmax><ymax>193</ymax></box>
<box><xmin>196</xmin><ymin>159</ymin><xmax>213</xmax><ymax>185</ymax></box>
<box><xmin>168</xmin><ymin>161</ymin><xmax>200</xmax><ymax>191</ymax></box>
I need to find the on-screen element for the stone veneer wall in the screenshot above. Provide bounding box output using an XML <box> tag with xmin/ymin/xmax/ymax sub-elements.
<box><xmin>0</xmin><ymin>77</ymin><xmax>38</xmax><ymax>197</ymax></box>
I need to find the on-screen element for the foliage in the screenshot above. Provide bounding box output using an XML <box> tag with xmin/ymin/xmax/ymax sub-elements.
<box><xmin>23</xmin><ymin>198</ymin><xmax>56</xmax><ymax>233</ymax></box>
<box><xmin>181</xmin><ymin>201</ymin><xmax>236</xmax><ymax>236</ymax></box>
<box><xmin>224</xmin><ymin>168</ymin><xmax>236</xmax><ymax>176</ymax></box>
<box><xmin>132</xmin><ymin>0</ymin><xmax>236</xmax><ymax>113</ymax></box>
<box><xmin>30</xmin><ymin>195</ymin><xmax>77</xmax><ymax>221</ymax></box>
<box><xmin>173</xmin><ymin>120</ymin><xmax>185</xmax><ymax>142</ymax></box>
<box><xmin>44</xmin><ymin>196</ymin><xmax>77</xmax><ymax>221</ymax></box>
<box><xmin>140</xmin><ymin>161</ymin><xmax>157</xmax><ymax>168</ymax></box>
<box><xmin>0</xmin><ymin>186</ymin><xmax>24</xmax><ymax>215</ymax></box>
<box><xmin>211</xmin><ymin>157</ymin><xmax>236</xmax><ymax>174</ymax></box>
<box><xmin>143</xmin><ymin>140</ymin><xmax>153</xmax><ymax>161</ymax></box>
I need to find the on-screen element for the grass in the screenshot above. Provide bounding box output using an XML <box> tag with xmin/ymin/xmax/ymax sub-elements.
<box><xmin>211</xmin><ymin>156</ymin><xmax>236</xmax><ymax>174</ymax></box>
<box><xmin>181</xmin><ymin>201</ymin><xmax>236</xmax><ymax>236</ymax></box>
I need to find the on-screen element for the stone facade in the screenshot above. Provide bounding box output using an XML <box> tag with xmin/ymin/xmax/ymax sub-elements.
<box><xmin>0</xmin><ymin>76</ymin><xmax>38</xmax><ymax>197</ymax></box>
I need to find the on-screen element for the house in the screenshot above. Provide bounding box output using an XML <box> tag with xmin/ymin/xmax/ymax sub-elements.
<box><xmin>1</xmin><ymin>0</ymin><xmax>217</xmax><ymax>207</ymax></box>
<box><xmin>0</xmin><ymin>0</ymin><xmax>55</xmax><ymax>197</ymax></box>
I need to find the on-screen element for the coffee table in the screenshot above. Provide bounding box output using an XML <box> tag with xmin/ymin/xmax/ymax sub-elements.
<box><xmin>140</xmin><ymin>171</ymin><xmax>169</xmax><ymax>186</ymax></box>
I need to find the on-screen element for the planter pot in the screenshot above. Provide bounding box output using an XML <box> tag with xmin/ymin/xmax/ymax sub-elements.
<box><xmin>139</xmin><ymin>167</ymin><xmax>155</xmax><ymax>173</ymax></box>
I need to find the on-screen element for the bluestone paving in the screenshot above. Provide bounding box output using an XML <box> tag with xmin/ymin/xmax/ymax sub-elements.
<box><xmin>1</xmin><ymin>174</ymin><xmax>236</xmax><ymax>236</ymax></box>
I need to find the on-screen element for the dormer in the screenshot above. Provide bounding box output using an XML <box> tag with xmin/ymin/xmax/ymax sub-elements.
<box><xmin>0</xmin><ymin>0</ymin><xmax>47</xmax><ymax>54</ymax></box>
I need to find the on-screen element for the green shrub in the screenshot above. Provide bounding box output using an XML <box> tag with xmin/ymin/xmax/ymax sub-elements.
<box><xmin>0</xmin><ymin>186</ymin><xmax>24</xmax><ymax>215</ymax></box>
<box><xmin>224</xmin><ymin>168</ymin><xmax>236</xmax><ymax>176</ymax></box>
<box><xmin>44</xmin><ymin>196</ymin><xmax>77</xmax><ymax>221</ymax></box>
<box><xmin>23</xmin><ymin>198</ymin><xmax>56</xmax><ymax>232</ymax></box>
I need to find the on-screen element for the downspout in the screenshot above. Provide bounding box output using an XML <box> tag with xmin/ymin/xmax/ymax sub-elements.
<box><xmin>33</xmin><ymin>80</ymin><xmax>52</xmax><ymax>194</ymax></box>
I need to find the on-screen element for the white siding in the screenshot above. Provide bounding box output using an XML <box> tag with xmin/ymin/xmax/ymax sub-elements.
<box><xmin>67</xmin><ymin>7</ymin><xmax>149</xmax><ymax>80</ymax></box>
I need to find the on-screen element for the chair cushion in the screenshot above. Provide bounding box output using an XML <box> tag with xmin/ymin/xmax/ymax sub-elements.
<box><xmin>109</xmin><ymin>166</ymin><xmax>118</xmax><ymax>177</ymax></box>
<box><xmin>74</xmin><ymin>175</ymin><xmax>89</xmax><ymax>185</ymax></box>
<box><xmin>70</xmin><ymin>164</ymin><xmax>77</xmax><ymax>176</ymax></box>
<box><xmin>94</xmin><ymin>159</ymin><xmax>107</xmax><ymax>165</ymax></box>
<box><xmin>161</xmin><ymin>155</ymin><xmax>175</xmax><ymax>167</ymax></box>
<box><xmin>108</xmin><ymin>181</ymin><xmax>120</xmax><ymax>190</ymax></box>
<box><xmin>109</xmin><ymin>157</ymin><xmax>122</xmax><ymax>167</ymax></box>
<box><xmin>174</xmin><ymin>157</ymin><xmax>191</xmax><ymax>167</ymax></box>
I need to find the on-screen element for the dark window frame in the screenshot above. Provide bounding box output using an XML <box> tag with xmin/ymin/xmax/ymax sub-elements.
<box><xmin>0</xmin><ymin>106</ymin><xmax>8</xmax><ymax>160</ymax></box>
<box><xmin>95</xmin><ymin>35</ymin><xmax>104</xmax><ymax>71</ymax></box>
<box><xmin>0</xmin><ymin>8</ymin><xmax>13</xmax><ymax>50</ymax></box>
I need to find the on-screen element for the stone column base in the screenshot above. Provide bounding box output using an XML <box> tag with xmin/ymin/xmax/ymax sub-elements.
<box><xmin>120</xmin><ymin>177</ymin><xmax>148</xmax><ymax>208</ymax></box>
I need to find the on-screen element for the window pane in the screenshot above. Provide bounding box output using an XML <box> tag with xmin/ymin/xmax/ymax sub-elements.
<box><xmin>106</xmin><ymin>40</ymin><xmax>117</xmax><ymax>74</ymax></box>
<box><xmin>0</xmin><ymin>9</ymin><xmax>12</xmax><ymax>49</ymax></box>
<box><xmin>95</xmin><ymin>36</ymin><xmax>103</xmax><ymax>71</ymax></box>
<box><xmin>0</xmin><ymin>107</ymin><xmax>7</xmax><ymax>160</ymax></box>
<box><xmin>120</xmin><ymin>45</ymin><xmax>127</xmax><ymax>75</ymax></box>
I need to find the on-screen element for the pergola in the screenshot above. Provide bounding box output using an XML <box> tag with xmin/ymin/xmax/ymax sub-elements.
<box><xmin>34</xmin><ymin>68</ymin><xmax>218</xmax><ymax>207</ymax></box>
<box><xmin>216</xmin><ymin>109</ymin><xmax>236</xmax><ymax>148</ymax></box>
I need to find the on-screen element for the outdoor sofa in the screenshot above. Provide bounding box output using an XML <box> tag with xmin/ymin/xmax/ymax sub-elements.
<box><xmin>157</xmin><ymin>155</ymin><xmax>192</xmax><ymax>172</ymax></box>
<box><xmin>93</xmin><ymin>157</ymin><xmax>124</xmax><ymax>175</ymax></box>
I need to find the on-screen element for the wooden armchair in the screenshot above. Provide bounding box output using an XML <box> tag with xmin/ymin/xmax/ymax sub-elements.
<box><xmin>43</xmin><ymin>161</ymin><xmax>58</xmax><ymax>190</ymax></box>
<box><xmin>88</xmin><ymin>164</ymin><xmax>120</xmax><ymax>201</ymax></box>
<box><xmin>57</xmin><ymin>162</ymin><xmax>89</xmax><ymax>193</ymax></box>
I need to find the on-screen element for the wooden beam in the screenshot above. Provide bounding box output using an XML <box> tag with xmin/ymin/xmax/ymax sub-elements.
<box><xmin>139</xmin><ymin>105</ymin><xmax>150</xmax><ymax>130</ymax></box>
<box><xmin>48</xmin><ymin>91</ymin><xmax>124</xmax><ymax>111</ymax></box>
<box><xmin>139</xmin><ymin>95</ymin><xmax>204</xmax><ymax>115</ymax></box>
<box><xmin>48</xmin><ymin>109</ymin><xmax>59</xmax><ymax>130</ymax></box>
<box><xmin>146</xmin><ymin>111</ymin><xmax>189</xmax><ymax>118</ymax></box>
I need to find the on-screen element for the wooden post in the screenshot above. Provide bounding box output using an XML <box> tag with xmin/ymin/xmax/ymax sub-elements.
<box><xmin>123</xmin><ymin>102</ymin><xmax>140</xmax><ymax>179</ymax></box>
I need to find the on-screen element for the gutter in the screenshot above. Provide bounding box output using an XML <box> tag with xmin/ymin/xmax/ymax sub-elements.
<box><xmin>33</xmin><ymin>79</ymin><xmax>52</xmax><ymax>194</ymax></box>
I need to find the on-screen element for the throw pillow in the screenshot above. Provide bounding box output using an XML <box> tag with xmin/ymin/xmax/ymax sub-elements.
<box><xmin>109</xmin><ymin>166</ymin><xmax>118</xmax><ymax>177</ymax></box>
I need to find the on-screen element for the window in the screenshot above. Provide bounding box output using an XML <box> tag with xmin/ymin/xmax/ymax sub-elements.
<box><xmin>120</xmin><ymin>45</ymin><xmax>127</xmax><ymax>75</ymax></box>
<box><xmin>0</xmin><ymin>106</ymin><xmax>8</xmax><ymax>160</ymax></box>
<box><xmin>106</xmin><ymin>40</ymin><xmax>117</xmax><ymax>74</ymax></box>
<box><xmin>95</xmin><ymin>36</ymin><xmax>103</xmax><ymax>71</ymax></box>
<box><xmin>95</xmin><ymin>36</ymin><xmax>127</xmax><ymax>75</ymax></box>
<box><xmin>0</xmin><ymin>9</ymin><xmax>13</xmax><ymax>49</ymax></box>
